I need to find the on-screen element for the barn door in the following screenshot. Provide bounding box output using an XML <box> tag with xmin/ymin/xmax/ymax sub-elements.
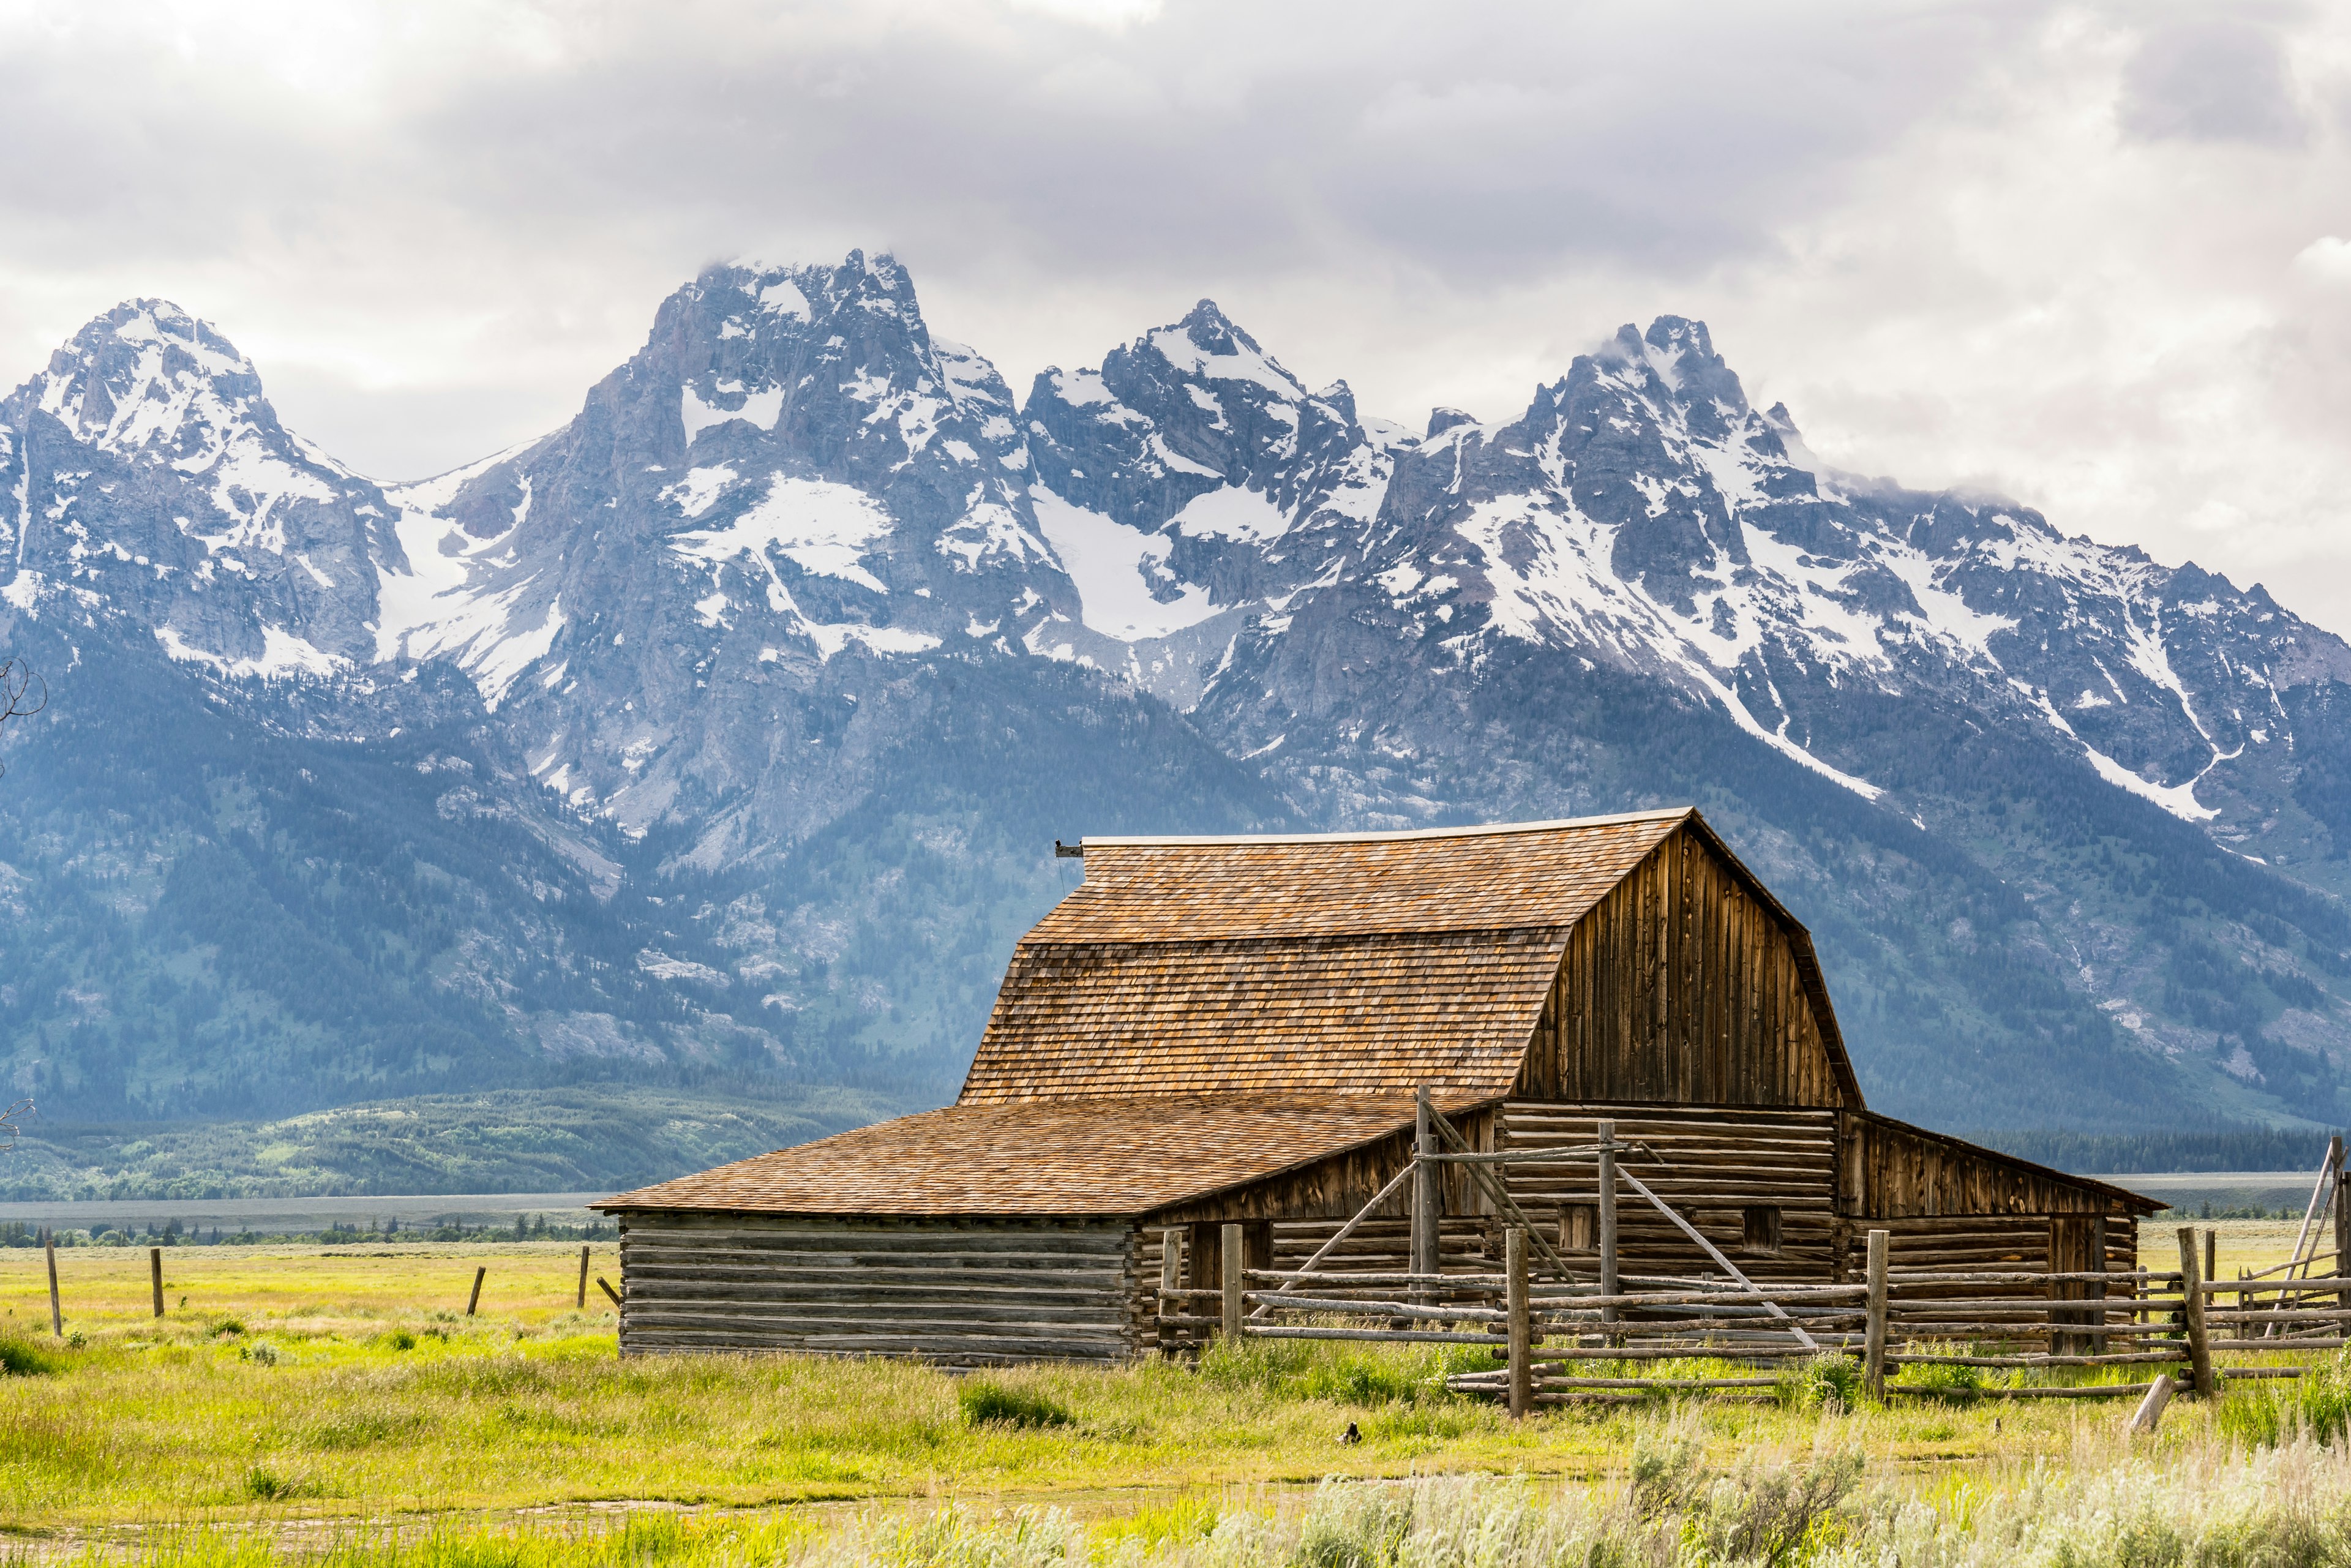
<box><xmin>2048</xmin><ymin>1216</ymin><xmax>2107</xmax><ymax>1354</ymax></box>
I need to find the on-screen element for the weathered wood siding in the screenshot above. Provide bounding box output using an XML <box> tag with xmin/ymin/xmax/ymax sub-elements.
<box><xmin>617</xmin><ymin>1214</ymin><xmax>1142</xmax><ymax>1363</ymax></box>
<box><xmin>1494</xmin><ymin>1101</ymin><xmax>1842</xmax><ymax>1281</ymax></box>
<box><xmin>1520</xmin><ymin>828</ymin><xmax>1843</xmax><ymax>1108</ymax></box>
<box><xmin>1847</xmin><ymin>1114</ymin><xmax>2128</xmax><ymax>1218</ymax></box>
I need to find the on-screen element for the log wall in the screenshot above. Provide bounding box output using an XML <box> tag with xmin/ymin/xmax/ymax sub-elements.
<box><xmin>616</xmin><ymin>1213</ymin><xmax>1142</xmax><ymax>1364</ymax></box>
<box><xmin>1494</xmin><ymin>1101</ymin><xmax>1842</xmax><ymax>1281</ymax></box>
<box><xmin>1520</xmin><ymin>828</ymin><xmax>1845</xmax><ymax>1108</ymax></box>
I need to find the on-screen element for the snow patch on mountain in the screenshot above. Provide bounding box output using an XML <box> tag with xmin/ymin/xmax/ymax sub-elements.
<box><xmin>1172</xmin><ymin>485</ymin><xmax>1289</xmax><ymax>542</ymax></box>
<box><xmin>155</xmin><ymin>622</ymin><xmax>343</xmax><ymax>680</ymax></box>
<box><xmin>681</xmin><ymin>383</ymin><xmax>785</xmax><ymax>443</ymax></box>
<box><xmin>1030</xmin><ymin>484</ymin><xmax>1217</xmax><ymax>640</ymax></box>
<box><xmin>673</xmin><ymin>474</ymin><xmax>893</xmax><ymax>595</ymax></box>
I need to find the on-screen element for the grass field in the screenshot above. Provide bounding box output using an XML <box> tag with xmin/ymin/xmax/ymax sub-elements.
<box><xmin>4</xmin><ymin>1221</ymin><xmax>2350</xmax><ymax>1564</ymax></box>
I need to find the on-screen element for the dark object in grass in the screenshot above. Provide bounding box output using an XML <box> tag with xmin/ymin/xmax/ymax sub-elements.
<box><xmin>1340</xmin><ymin>1421</ymin><xmax>1362</xmax><ymax>1445</ymax></box>
<box><xmin>0</xmin><ymin>1332</ymin><xmax>67</xmax><ymax>1376</ymax></box>
<box><xmin>957</xmin><ymin>1379</ymin><xmax>1073</xmax><ymax>1429</ymax></box>
<box><xmin>382</xmin><ymin>1329</ymin><xmax>418</xmax><ymax>1351</ymax></box>
<box><xmin>208</xmin><ymin>1316</ymin><xmax>247</xmax><ymax>1338</ymax></box>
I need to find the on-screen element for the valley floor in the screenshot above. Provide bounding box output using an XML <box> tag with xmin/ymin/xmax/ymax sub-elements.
<box><xmin>3</xmin><ymin>1229</ymin><xmax>2350</xmax><ymax>1564</ymax></box>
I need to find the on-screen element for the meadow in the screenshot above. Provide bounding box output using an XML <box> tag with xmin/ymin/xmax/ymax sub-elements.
<box><xmin>6</xmin><ymin>1221</ymin><xmax>2351</xmax><ymax>1564</ymax></box>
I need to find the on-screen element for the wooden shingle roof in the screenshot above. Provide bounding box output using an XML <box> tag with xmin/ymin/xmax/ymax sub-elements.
<box><xmin>596</xmin><ymin>1094</ymin><xmax>1469</xmax><ymax>1218</ymax></box>
<box><xmin>958</xmin><ymin>810</ymin><xmax>1689</xmax><ymax>1105</ymax></box>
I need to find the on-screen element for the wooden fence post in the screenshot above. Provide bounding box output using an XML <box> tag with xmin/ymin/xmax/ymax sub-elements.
<box><xmin>2335</xmin><ymin>1139</ymin><xmax>2350</xmax><ymax>1333</ymax></box>
<box><xmin>44</xmin><ymin>1228</ymin><xmax>62</xmax><ymax>1337</ymax></box>
<box><xmin>1411</xmin><ymin>1088</ymin><xmax>1438</xmax><ymax>1300</ymax></box>
<box><xmin>1159</xmin><ymin>1229</ymin><xmax>1183</xmax><ymax>1351</ymax></box>
<box><xmin>597</xmin><ymin>1275</ymin><xmax>621</xmax><ymax>1308</ymax></box>
<box><xmin>1220</xmin><ymin>1223</ymin><xmax>1245</xmax><ymax>1343</ymax></box>
<box><xmin>1597</xmin><ymin>1119</ymin><xmax>1619</xmax><ymax>1329</ymax></box>
<box><xmin>2204</xmin><ymin>1228</ymin><xmax>2217</xmax><ymax>1292</ymax></box>
<box><xmin>151</xmin><ymin>1247</ymin><xmax>164</xmax><ymax>1318</ymax></box>
<box><xmin>1506</xmin><ymin>1226</ymin><xmax>1531</xmax><ymax>1419</ymax></box>
<box><xmin>576</xmin><ymin>1245</ymin><xmax>590</xmax><ymax>1311</ymax></box>
<box><xmin>1864</xmin><ymin>1228</ymin><xmax>1889</xmax><ymax>1401</ymax></box>
<box><xmin>2176</xmin><ymin>1226</ymin><xmax>2214</xmax><ymax>1398</ymax></box>
<box><xmin>467</xmin><ymin>1264</ymin><xmax>487</xmax><ymax>1316</ymax></box>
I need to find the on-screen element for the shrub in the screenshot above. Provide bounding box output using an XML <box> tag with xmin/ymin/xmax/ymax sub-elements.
<box><xmin>207</xmin><ymin>1316</ymin><xmax>246</xmax><ymax>1338</ymax></box>
<box><xmin>381</xmin><ymin>1329</ymin><xmax>418</xmax><ymax>1351</ymax></box>
<box><xmin>0</xmin><ymin>1332</ymin><xmax>67</xmax><ymax>1376</ymax></box>
<box><xmin>243</xmin><ymin>1466</ymin><xmax>317</xmax><ymax>1501</ymax></box>
<box><xmin>1780</xmin><ymin>1352</ymin><xmax>1865</xmax><ymax>1411</ymax></box>
<box><xmin>956</xmin><ymin>1379</ymin><xmax>1072</xmax><ymax>1430</ymax></box>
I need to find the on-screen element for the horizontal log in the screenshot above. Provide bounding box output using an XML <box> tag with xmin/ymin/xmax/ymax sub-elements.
<box><xmin>620</xmin><ymin>1329</ymin><xmax>1133</xmax><ymax>1355</ymax></box>
<box><xmin>625</xmin><ymin>1260</ymin><xmax>1128</xmax><ymax>1288</ymax></box>
<box><xmin>1887</xmin><ymin>1382</ymin><xmax>2156</xmax><ymax>1400</ymax></box>
<box><xmin>624</xmin><ymin>1308</ymin><xmax>1127</xmax><ymax>1339</ymax></box>
<box><xmin>625</xmin><ymin>1288</ymin><xmax>1128</xmax><ymax>1326</ymax></box>
<box><xmin>1246</xmin><ymin>1294</ymin><xmax>1507</xmax><ymax>1323</ymax></box>
<box><xmin>620</xmin><ymin>1245</ymin><xmax>1128</xmax><ymax>1270</ymax></box>
<box><xmin>1886</xmin><ymin>1351</ymin><xmax>2185</xmax><ymax>1368</ymax></box>
<box><xmin>1502</xmin><ymin>1345</ymin><xmax>1850</xmax><ymax>1362</ymax></box>
<box><xmin>1527</xmin><ymin>1285</ymin><xmax>1865</xmax><ymax>1308</ymax></box>
<box><xmin>2210</xmin><ymin>1338</ymin><xmax>2351</xmax><ymax>1351</ymax></box>
<box><xmin>626</xmin><ymin>1273</ymin><xmax>1126</xmax><ymax>1302</ymax></box>
<box><xmin>620</xmin><ymin>1231</ymin><xmax>1133</xmax><ymax>1260</ymax></box>
<box><xmin>1245</xmin><ymin>1326</ymin><xmax>1506</xmax><ymax>1346</ymax></box>
<box><xmin>2202</xmin><ymin>1276</ymin><xmax>2351</xmax><ymax>1294</ymax></box>
<box><xmin>1453</xmin><ymin>1375</ymin><xmax>1784</xmax><ymax>1391</ymax></box>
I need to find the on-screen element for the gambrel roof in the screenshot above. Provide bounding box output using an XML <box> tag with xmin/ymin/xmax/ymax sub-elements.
<box><xmin>959</xmin><ymin>807</ymin><xmax>1861</xmax><ymax>1108</ymax></box>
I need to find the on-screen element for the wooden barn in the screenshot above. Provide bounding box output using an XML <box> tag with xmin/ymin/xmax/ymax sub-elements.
<box><xmin>596</xmin><ymin>808</ymin><xmax>2160</xmax><ymax>1362</ymax></box>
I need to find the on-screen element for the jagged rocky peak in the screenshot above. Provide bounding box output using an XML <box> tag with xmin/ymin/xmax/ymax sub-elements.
<box><xmin>0</xmin><ymin>297</ymin><xmax>394</xmax><ymax>675</ymax></box>
<box><xmin>26</xmin><ymin>299</ymin><xmax>282</xmax><ymax>465</ymax></box>
<box><xmin>1024</xmin><ymin>296</ymin><xmax>1406</xmax><ymax>563</ymax></box>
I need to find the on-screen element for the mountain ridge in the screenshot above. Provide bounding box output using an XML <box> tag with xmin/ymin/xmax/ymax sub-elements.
<box><xmin>5</xmin><ymin>252</ymin><xmax>2351</xmax><ymax>1139</ymax></box>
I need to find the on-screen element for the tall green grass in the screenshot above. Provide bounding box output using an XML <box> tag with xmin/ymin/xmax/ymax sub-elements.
<box><xmin>2219</xmin><ymin>1351</ymin><xmax>2351</xmax><ymax>1448</ymax></box>
<box><xmin>1195</xmin><ymin>1329</ymin><xmax>1487</xmax><ymax>1406</ymax></box>
<box><xmin>74</xmin><ymin>1432</ymin><xmax>2351</xmax><ymax>1568</ymax></box>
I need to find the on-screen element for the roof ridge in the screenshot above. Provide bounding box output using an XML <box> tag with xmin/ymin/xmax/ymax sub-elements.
<box><xmin>1081</xmin><ymin>806</ymin><xmax>1694</xmax><ymax>849</ymax></box>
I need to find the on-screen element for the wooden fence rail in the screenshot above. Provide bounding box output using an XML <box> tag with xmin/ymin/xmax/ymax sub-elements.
<box><xmin>1156</xmin><ymin>1223</ymin><xmax>2351</xmax><ymax>1414</ymax></box>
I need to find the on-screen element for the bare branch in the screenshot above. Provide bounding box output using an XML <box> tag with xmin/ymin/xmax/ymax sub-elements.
<box><xmin>0</xmin><ymin>1097</ymin><xmax>30</xmax><ymax>1155</ymax></box>
<box><xmin>0</xmin><ymin>658</ymin><xmax>42</xmax><ymax>779</ymax></box>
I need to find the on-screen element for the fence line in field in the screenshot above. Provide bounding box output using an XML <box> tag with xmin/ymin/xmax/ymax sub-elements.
<box><xmin>1157</xmin><ymin>1221</ymin><xmax>2351</xmax><ymax>1415</ymax></box>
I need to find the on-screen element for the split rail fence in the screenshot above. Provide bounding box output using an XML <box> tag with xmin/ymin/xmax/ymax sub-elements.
<box><xmin>1153</xmin><ymin>1098</ymin><xmax>2351</xmax><ymax>1416</ymax></box>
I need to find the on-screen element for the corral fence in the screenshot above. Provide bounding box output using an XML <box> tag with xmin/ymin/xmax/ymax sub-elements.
<box><xmin>1153</xmin><ymin>1097</ymin><xmax>2351</xmax><ymax>1417</ymax></box>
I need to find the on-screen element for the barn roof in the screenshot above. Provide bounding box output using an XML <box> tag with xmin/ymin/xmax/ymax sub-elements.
<box><xmin>959</xmin><ymin>808</ymin><xmax>1813</xmax><ymax>1104</ymax></box>
<box><xmin>595</xmin><ymin>1093</ymin><xmax>1475</xmax><ymax>1218</ymax></box>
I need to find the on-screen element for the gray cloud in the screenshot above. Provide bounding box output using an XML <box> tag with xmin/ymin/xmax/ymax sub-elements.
<box><xmin>5</xmin><ymin>1</ymin><xmax>2351</xmax><ymax>631</ymax></box>
<box><xmin>2120</xmin><ymin>15</ymin><xmax>2308</xmax><ymax>144</ymax></box>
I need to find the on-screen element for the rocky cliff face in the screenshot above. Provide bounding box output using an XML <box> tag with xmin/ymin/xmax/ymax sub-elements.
<box><xmin>6</xmin><ymin>256</ymin><xmax>2351</xmax><ymax>1131</ymax></box>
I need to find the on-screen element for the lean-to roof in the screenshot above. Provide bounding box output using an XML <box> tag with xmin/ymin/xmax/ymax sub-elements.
<box><xmin>596</xmin><ymin>1094</ymin><xmax>1471</xmax><ymax>1218</ymax></box>
<box><xmin>959</xmin><ymin>809</ymin><xmax>1690</xmax><ymax>1104</ymax></box>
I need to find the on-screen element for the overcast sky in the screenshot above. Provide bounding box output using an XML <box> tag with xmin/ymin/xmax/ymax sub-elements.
<box><xmin>6</xmin><ymin>1</ymin><xmax>2351</xmax><ymax>628</ymax></box>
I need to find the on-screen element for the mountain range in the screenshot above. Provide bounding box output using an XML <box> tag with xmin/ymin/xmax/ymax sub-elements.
<box><xmin>6</xmin><ymin>249</ymin><xmax>2351</xmax><ymax>1178</ymax></box>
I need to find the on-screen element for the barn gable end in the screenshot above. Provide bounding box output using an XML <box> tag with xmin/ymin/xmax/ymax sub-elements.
<box><xmin>1520</xmin><ymin>821</ymin><xmax>1859</xmax><ymax>1109</ymax></box>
